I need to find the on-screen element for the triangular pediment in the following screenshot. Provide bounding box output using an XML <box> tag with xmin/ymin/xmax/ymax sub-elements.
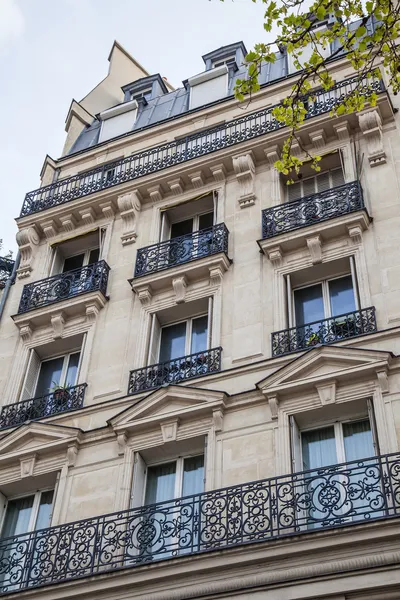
<box><xmin>111</xmin><ymin>384</ymin><xmax>227</xmax><ymax>429</ymax></box>
<box><xmin>0</xmin><ymin>422</ymin><xmax>82</xmax><ymax>458</ymax></box>
<box><xmin>257</xmin><ymin>345</ymin><xmax>392</xmax><ymax>395</ymax></box>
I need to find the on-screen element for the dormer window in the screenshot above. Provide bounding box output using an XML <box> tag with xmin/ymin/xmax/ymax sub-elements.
<box><xmin>130</xmin><ymin>88</ymin><xmax>152</xmax><ymax>102</ymax></box>
<box><xmin>212</xmin><ymin>56</ymin><xmax>236</xmax><ymax>69</ymax></box>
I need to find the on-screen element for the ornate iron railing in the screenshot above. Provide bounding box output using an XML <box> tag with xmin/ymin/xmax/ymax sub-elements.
<box><xmin>0</xmin><ymin>257</ymin><xmax>14</xmax><ymax>290</ymax></box>
<box><xmin>272</xmin><ymin>307</ymin><xmax>377</xmax><ymax>357</ymax></box>
<box><xmin>17</xmin><ymin>260</ymin><xmax>110</xmax><ymax>314</ymax></box>
<box><xmin>19</xmin><ymin>76</ymin><xmax>384</xmax><ymax>218</ymax></box>
<box><xmin>0</xmin><ymin>384</ymin><xmax>87</xmax><ymax>430</ymax></box>
<box><xmin>134</xmin><ymin>224</ymin><xmax>229</xmax><ymax>278</ymax></box>
<box><xmin>0</xmin><ymin>451</ymin><xmax>399</xmax><ymax>594</ymax></box>
<box><xmin>128</xmin><ymin>347</ymin><xmax>222</xmax><ymax>394</ymax></box>
<box><xmin>262</xmin><ymin>181</ymin><xmax>365</xmax><ymax>239</ymax></box>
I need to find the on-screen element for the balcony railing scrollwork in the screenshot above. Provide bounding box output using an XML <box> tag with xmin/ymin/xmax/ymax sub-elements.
<box><xmin>134</xmin><ymin>224</ymin><xmax>229</xmax><ymax>278</ymax></box>
<box><xmin>0</xmin><ymin>384</ymin><xmax>87</xmax><ymax>430</ymax></box>
<box><xmin>17</xmin><ymin>260</ymin><xmax>110</xmax><ymax>314</ymax></box>
<box><xmin>262</xmin><ymin>180</ymin><xmax>365</xmax><ymax>239</ymax></box>
<box><xmin>272</xmin><ymin>306</ymin><xmax>377</xmax><ymax>357</ymax></box>
<box><xmin>0</xmin><ymin>451</ymin><xmax>399</xmax><ymax>594</ymax></box>
<box><xmin>128</xmin><ymin>347</ymin><xmax>222</xmax><ymax>394</ymax></box>
<box><xmin>20</xmin><ymin>76</ymin><xmax>384</xmax><ymax>218</ymax></box>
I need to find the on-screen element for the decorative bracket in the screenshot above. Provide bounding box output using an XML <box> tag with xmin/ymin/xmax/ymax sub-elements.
<box><xmin>117</xmin><ymin>432</ymin><xmax>128</xmax><ymax>456</ymax></box>
<box><xmin>306</xmin><ymin>235</ymin><xmax>322</xmax><ymax>264</ymax></box>
<box><xmin>41</xmin><ymin>219</ymin><xmax>58</xmax><ymax>240</ymax></box>
<box><xmin>147</xmin><ymin>185</ymin><xmax>164</xmax><ymax>204</ymax></box>
<box><xmin>19</xmin><ymin>324</ymin><xmax>33</xmax><ymax>342</ymax></box>
<box><xmin>263</xmin><ymin>392</ymin><xmax>279</xmax><ymax>420</ymax></box>
<box><xmin>188</xmin><ymin>171</ymin><xmax>205</xmax><ymax>189</ymax></box>
<box><xmin>59</xmin><ymin>214</ymin><xmax>77</xmax><ymax>233</ymax></box>
<box><xmin>210</xmin><ymin>164</ymin><xmax>227</xmax><ymax>182</ymax></box>
<box><xmin>309</xmin><ymin>129</ymin><xmax>326</xmax><ymax>150</ymax></box>
<box><xmin>51</xmin><ymin>311</ymin><xmax>65</xmax><ymax>339</ymax></box>
<box><xmin>376</xmin><ymin>369</ymin><xmax>389</xmax><ymax>394</ymax></box>
<box><xmin>172</xmin><ymin>275</ymin><xmax>187</xmax><ymax>304</ymax></box>
<box><xmin>347</xmin><ymin>224</ymin><xmax>363</xmax><ymax>245</ymax></box>
<box><xmin>117</xmin><ymin>190</ymin><xmax>141</xmax><ymax>246</ymax></box>
<box><xmin>20</xmin><ymin>454</ymin><xmax>37</xmax><ymax>478</ymax></box>
<box><xmin>16</xmin><ymin>225</ymin><xmax>40</xmax><ymax>279</ymax></box>
<box><xmin>358</xmin><ymin>109</ymin><xmax>386</xmax><ymax>167</ymax></box>
<box><xmin>160</xmin><ymin>419</ymin><xmax>179</xmax><ymax>443</ymax></box>
<box><xmin>232</xmin><ymin>152</ymin><xmax>256</xmax><ymax>208</ymax></box>
<box><xmin>266</xmin><ymin>245</ymin><xmax>283</xmax><ymax>267</ymax></box>
<box><xmin>212</xmin><ymin>408</ymin><xmax>224</xmax><ymax>432</ymax></box>
<box><xmin>79</xmin><ymin>207</ymin><xmax>96</xmax><ymax>226</ymax></box>
<box><xmin>316</xmin><ymin>380</ymin><xmax>337</xmax><ymax>405</ymax></box>
<box><xmin>168</xmin><ymin>178</ymin><xmax>184</xmax><ymax>195</ymax></box>
<box><xmin>67</xmin><ymin>443</ymin><xmax>79</xmax><ymax>467</ymax></box>
<box><xmin>135</xmin><ymin>284</ymin><xmax>153</xmax><ymax>306</ymax></box>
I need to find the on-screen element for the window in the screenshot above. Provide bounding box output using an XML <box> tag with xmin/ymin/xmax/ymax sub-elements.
<box><xmin>51</xmin><ymin>230</ymin><xmax>102</xmax><ymax>276</ymax></box>
<box><xmin>1</xmin><ymin>490</ymin><xmax>54</xmax><ymax>538</ymax></box>
<box><xmin>158</xmin><ymin>315</ymin><xmax>208</xmax><ymax>363</ymax></box>
<box><xmin>212</xmin><ymin>56</ymin><xmax>235</xmax><ymax>68</ymax></box>
<box><xmin>130</xmin><ymin>88</ymin><xmax>152</xmax><ymax>102</ymax></box>
<box><xmin>287</xmin><ymin>167</ymin><xmax>344</xmax><ymax>202</ymax></box>
<box><xmin>145</xmin><ymin>455</ymin><xmax>204</xmax><ymax>505</ymax></box>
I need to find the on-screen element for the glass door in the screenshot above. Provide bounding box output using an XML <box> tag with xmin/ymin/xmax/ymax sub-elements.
<box><xmin>294</xmin><ymin>284</ymin><xmax>325</xmax><ymax>347</ymax></box>
<box><xmin>169</xmin><ymin>218</ymin><xmax>194</xmax><ymax>265</ymax></box>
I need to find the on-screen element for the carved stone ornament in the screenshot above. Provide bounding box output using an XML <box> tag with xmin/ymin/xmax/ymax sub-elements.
<box><xmin>358</xmin><ymin>109</ymin><xmax>387</xmax><ymax>167</ymax></box>
<box><xmin>210</xmin><ymin>164</ymin><xmax>227</xmax><ymax>182</ymax></box>
<box><xmin>172</xmin><ymin>275</ymin><xmax>187</xmax><ymax>304</ymax></box>
<box><xmin>16</xmin><ymin>225</ymin><xmax>40</xmax><ymax>279</ymax></box>
<box><xmin>79</xmin><ymin>207</ymin><xmax>96</xmax><ymax>226</ymax></box>
<box><xmin>160</xmin><ymin>419</ymin><xmax>179</xmax><ymax>443</ymax></box>
<box><xmin>19</xmin><ymin>324</ymin><xmax>33</xmax><ymax>342</ymax></box>
<box><xmin>117</xmin><ymin>190</ymin><xmax>141</xmax><ymax>246</ymax></box>
<box><xmin>168</xmin><ymin>178</ymin><xmax>184</xmax><ymax>196</ymax></box>
<box><xmin>266</xmin><ymin>245</ymin><xmax>283</xmax><ymax>267</ymax></box>
<box><xmin>50</xmin><ymin>312</ymin><xmax>65</xmax><ymax>339</ymax></box>
<box><xmin>266</xmin><ymin>393</ymin><xmax>279</xmax><ymax>420</ymax></box>
<box><xmin>99</xmin><ymin>201</ymin><xmax>115</xmax><ymax>220</ymax></box>
<box><xmin>316</xmin><ymin>381</ymin><xmax>337</xmax><ymax>405</ymax></box>
<box><xmin>147</xmin><ymin>185</ymin><xmax>164</xmax><ymax>204</ymax></box>
<box><xmin>376</xmin><ymin>369</ymin><xmax>389</xmax><ymax>394</ymax></box>
<box><xmin>232</xmin><ymin>152</ymin><xmax>256</xmax><ymax>208</ymax></box>
<box><xmin>67</xmin><ymin>443</ymin><xmax>79</xmax><ymax>467</ymax></box>
<box><xmin>213</xmin><ymin>408</ymin><xmax>224</xmax><ymax>432</ymax></box>
<box><xmin>117</xmin><ymin>432</ymin><xmax>127</xmax><ymax>456</ymax></box>
<box><xmin>188</xmin><ymin>171</ymin><xmax>205</xmax><ymax>189</ymax></box>
<box><xmin>20</xmin><ymin>454</ymin><xmax>37</xmax><ymax>478</ymax></box>
<box><xmin>135</xmin><ymin>284</ymin><xmax>153</xmax><ymax>306</ymax></box>
<box><xmin>41</xmin><ymin>219</ymin><xmax>58</xmax><ymax>240</ymax></box>
<box><xmin>306</xmin><ymin>235</ymin><xmax>322</xmax><ymax>264</ymax></box>
<box><xmin>59</xmin><ymin>213</ymin><xmax>77</xmax><ymax>233</ymax></box>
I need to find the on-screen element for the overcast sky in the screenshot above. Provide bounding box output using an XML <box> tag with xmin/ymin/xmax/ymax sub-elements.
<box><xmin>0</xmin><ymin>0</ymin><xmax>268</xmax><ymax>255</ymax></box>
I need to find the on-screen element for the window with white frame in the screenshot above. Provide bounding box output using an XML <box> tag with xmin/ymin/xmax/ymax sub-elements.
<box><xmin>160</xmin><ymin>194</ymin><xmax>216</xmax><ymax>242</ymax></box>
<box><xmin>212</xmin><ymin>56</ymin><xmax>235</xmax><ymax>68</ymax></box>
<box><xmin>21</xmin><ymin>336</ymin><xmax>84</xmax><ymax>401</ymax></box>
<box><xmin>147</xmin><ymin>298</ymin><xmax>212</xmax><ymax>367</ymax></box>
<box><xmin>0</xmin><ymin>489</ymin><xmax>54</xmax><ymax>539</ymax></box>
<box><xmin>287</xmin><ymin>167</ymin><xmax>345</xmax><ymax>202</ymax></box>
<box><xmin>286</xmin><ymin>258</ymin><xmax>360</xmax><ymax>329</ymax></box>
<box><xmin>130</xmin><ymin>88</ymin><xmax>152</xmax><ymax>102</ymax></box>
<box><xmin>50</xmin><ymin>230</ymin><xmax>103</xmax><ymax>276</ymax></box>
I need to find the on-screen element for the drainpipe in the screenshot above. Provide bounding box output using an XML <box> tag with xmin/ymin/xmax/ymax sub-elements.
<box><xmin>0</xmin><ymin>251</ymin><xmax>20</xmax><ymax>322</ymax></box>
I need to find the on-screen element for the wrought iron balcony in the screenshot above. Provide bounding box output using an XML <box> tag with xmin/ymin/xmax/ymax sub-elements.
<box><xmin>0</xmin><ymin>257</ymin><xmax>14</xmax><ymax>289</ymax></box>
<box><xmin>272</xmin><ymin>307</ymin><xmax>377</xmax><ymax>357</ymax></box>
<box><xmin>20</xmin><ymin>76</ymin><xmax>384</xmax><ymax>218</ymax></box>
<box><xmin>262</xmin><ymin>181</ymin><xmax>365</xmax><ymax>239</ymax></box>
<box><xmin>0</xmin><ymin>450</ymin><xmax>399</xmax><ymax>594</ymax></box>
<box><xmin>0</xmin><ymin>384</ymin><xmax>87</xmax><ymax>430</ymax></box>
<box><xmin>17</xmin><ymin>260</ymin><xmax>110</xmax><ymax>314</ymax></box>
<box><xmin>134</xmin><ymin>224</ymin><xmax>229</xmax><ymax>278</ymax></box>
<box><xmin>128</xmin><ymin>347</ymin><xmax>222</xmax><ymax>394</ymax></box>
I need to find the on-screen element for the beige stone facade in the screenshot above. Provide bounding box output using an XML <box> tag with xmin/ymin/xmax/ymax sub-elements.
<box><xmin>0</xmin><ymin>39</ymin><xmax>400</xmax><ymax>599</ymax></box>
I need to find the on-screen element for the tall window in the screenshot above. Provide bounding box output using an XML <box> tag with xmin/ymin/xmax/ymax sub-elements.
<box><xmin>21</xmin><ymin>349</ymin><xmax>81</xmax><ymax>401</ymax></box>
<box><xmin>1</xmin><ymin>490</ymin><xmax>54</xmax><ymax>538</ymax></box>
<box><xmin>287</xmin><ymin>167</ymin><xmax>344</xmax><ymax>202</ymax></box>
<box><xmin>158</xmin><ymin>315</ymin><xmax>208</xmax><ymax>364</ymax></box>
<box><xmin>61</xmin><ymin>248</ymin><xmax>99</xmax><ymax>273</ymax></box>
<box><xmin>145</xmin><ymin>455</ymin><xmax>204</xmax><ymax>505</ymax></box>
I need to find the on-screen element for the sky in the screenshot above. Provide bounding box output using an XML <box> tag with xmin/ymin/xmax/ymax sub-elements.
<box><xmin>0</xmin><ymin>0</ymin><xmax>269</xmax><ymax>256</ymax></box>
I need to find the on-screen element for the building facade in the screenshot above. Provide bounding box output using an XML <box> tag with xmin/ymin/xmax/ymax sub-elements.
<box><xmin>0</xmin><ymin>33</ymin><xmax>400</xmax><ymax>600</ymax></box>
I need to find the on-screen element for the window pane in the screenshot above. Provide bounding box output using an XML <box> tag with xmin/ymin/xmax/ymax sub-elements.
<box><xmin>35</xmin><ymin>491</ymin><xmax>54</xmax><ymax>531</ymax></box>
<box><xmin>329</xmin><ymin>275</ymin><xmax>355</xmax><ymax>316</ymax></box>
<box><xmin>182</xmin><ymin>455</ymin><xmax>204</xmax><ymax>496</ymax></box>
<box><xmin>343</xmin><ymin>420</ymin><xmax>374</xmax><ymax>462</ymax></box>
<box><xmin>301</xmin><ymin>426</ymin><xmax>337</xmax><ymax>470</ymax></box>
<box><xmin>198</xmin><ymin>212</ymin><xmax>213</xmax><ymax>231</ymax></box>
<box><xmin>62</xmin><ymin>254</ymin><xmax>84</xmax><ymax>273</ymax></box>
<box><xmin>35</xmin><ymin>357</ymin><xmax>64</xmax><ymax>397</ymax></box>
<box><xmin>88</xmin><ymin>248</ymin><xmax>100</xmax><ymax>264</ymax></box>
<box><xmin>170</xmin><ymin>219</ymin><xmax>193</xmax><ymax>239</ymax></box>
<box><xmin>159</xmin><ymin>322</ymin><xmax>187</xmax><ymax>362</ymax></box>
<box><xmin>190</xmin><ymin>316</ymin><xmax>208</xmax><ymax>354</ymax></box>
<box><xmin>145</xmin><ymin>462</ymin><xmax>176</xmax><ymax>504</ymax></box>
<box><xmin>65</xmin><ymin>353</ymin><xmax>80</xmax><ymax>387</ymax></box>
<box><xmin>2</xmin><ymin>496</ymin><xmax>34</xmax><ymax>537</ymax></box>
<box><xmin>294</xmin><ymin>284</ymin><xmax>324</xmax><ymax>326</ymax></box>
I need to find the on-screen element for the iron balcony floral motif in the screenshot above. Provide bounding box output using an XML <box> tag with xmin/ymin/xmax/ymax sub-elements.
<box><xmin>20</xmin><ymin>76</ymin><xmax>384</xmax><ymax>218</ymax></box>
<box><xmin>0</xmin><ymin>451</ymin><xmax>399</xmax><ymax>594</ymax></box>
<box><xmin>272</xmin><ymin>307</ymin><xmax>377</xmax><ymax>357</ymax></box>
<box><xmin>128</xmin><ymin>347</ymin><xmax>222</xmax><ymax>394</ymax></box>
<box><xmin>134</xmin><ymin>224</ymin><xmax>229</xmax><ymax>278</ymax></box>
<box><xmin>18</xmin><ymin>260</ymin><xmax>110</xmax><ymax>314</ymax></box>
<box><xmin>262</xmin><ymin>181</ymin><xmax>365</xmax><ymax>239</ymax></box>
<box><xmin>0</xmin><ymin>384</ymin><xmax>87</xmax><ymax>430</ymax></box>
<box><xmin>0</xmin><ymin>256</ymin><xmax>14</xmax><ymax>290</ymax></box>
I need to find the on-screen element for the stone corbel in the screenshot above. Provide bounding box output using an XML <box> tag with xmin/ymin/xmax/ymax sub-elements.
<box><xmin>265</xmin><ymin>392</ymin><xmax>279</xmax><ymax>420</ymax></box>
<box><xmin>210</xmin><ymin>164</ymin><xmax>227</xmax><ymax>182</ymax></box>
<box><xmin>59</xmin><ymin>213</ymin><xmax>77</xmax><ymax>233</ymax></box>
<box><xmin>85</xmin><ymin>302</ymin><xmax>100</xmax><ymax>322</ymax></box>
<box><xmin>233</xmin><ymin>152</ymin><xmax>256</xmax><ymax>208</ymax></box>
<box><xmin>67</xmin><ymin>443</ymin><xmax>79</xmax><ymax>467</ymax></box>
<box><xmin>188</xmin><ymin>171</ymin><xmax>205</xmax><ymax>189</ymax></box>
<box><xmin>358</xmin><ymin>109</ymin><xmax>386</xmax><ymax>167</ymax></box>
<box><xmin>334</xmin><ymin>122</ymin><xmax>350</xmax><ymax>141</ymax></box>
<box><xmin>16</xmin><ymin>225</ymin><xmax>40</xmax><ymax>279</ymax></box>
<box><xmin>135</xmin><ymin>284</ymin><xmax>153</xmax><ymax>306</ymax></box>
<box><xmin>20</xmin><ymin>454</ymin><xmax>37</xmax><ymax>478</ymax></box>
<box><xmin>172</xmin><ymin>275</ymin><xmax>187</xmax><ymax>304</ymax></box>
<box><xmin>147</xmin><ymin>185</ymin><xmax>164</xmax><ymax>204</ymax></box>
<box><xmin>79</xmin><ymin>207</ymin><xmax>96</xmax><ymax>226</ymax></box>
<box><xmin>19</xmin><ymin>324</ymin><xmax>33</xmax><ymax>342</ymax></box>
<box><xmin>168</xmin><ymin>178</ymin><xmax>184</xmax><ymax>195</ymax></box>
<box><xmin>316</xmin><ymin>380</ymin><xmax>337</xmax><ymax>405</ymax></box>
<box><xmin>41</xmin><ymin>219</ymin><xmax>58</xmax><ymax>240</ymax></box>
<box><xmin>309</xmin><ymin>129</ymin><xmax>326</xmax><ymax>150</ymax></box>
<box><xmin>306</xmin><ymin>235</ymin><xmax>322</xmax><ymax>264</ymax></box>
<box><xmin>266</xmin><ymin>245</ymin><xmax>283</xmax><ymax>267</ymax></box>
<box><xmin>117</xmin><ymin>190</ymin><xmax>141</xmax><ymax>246</ymax></box>
<box><xmin>264</xmin><ymin>146</ymin><xmax>281</xmax><ymax>205</ymax></box>
<box><xmin>347</xmin><ymin>224</ymin><xmax>363</xmax><ymax>245</ymax></box>
<box><xmin>209</xmin><ymin>265</ymin><xmax>224</xmax><ymax>286</ymax></box>
<box><xmin>376</xmin><ymin>369</ymin><xmax>389</xmax><ymax>394</ymax></box>
<box><xmin>212</xmin><ymin>408</ymin><xmax>224</xmax><ymax>432</ymax></box>
<box><xmin>99</xmin><ymin>201</ymin><xmax>115</xmax><ymax>220</ymax></box>
<box><xmin>117</xmin><ymin>432</ymin><xmax>128</xmax><ymax>456</ymax></box>
<box><xmin>51</xmin><ymin>311</ymin><xmax>65</xmax><ymax>339</ymax></box>
<box><xmin>160</xmin><ymin>419</ymin><xmax>179</xmax><ymax>443</ymax></box>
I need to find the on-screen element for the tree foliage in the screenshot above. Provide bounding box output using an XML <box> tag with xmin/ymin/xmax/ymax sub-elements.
<box><xmin>222</xmin><ymin>0</ymin><xmax>400</xmax><ymax>178</ymax></box>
